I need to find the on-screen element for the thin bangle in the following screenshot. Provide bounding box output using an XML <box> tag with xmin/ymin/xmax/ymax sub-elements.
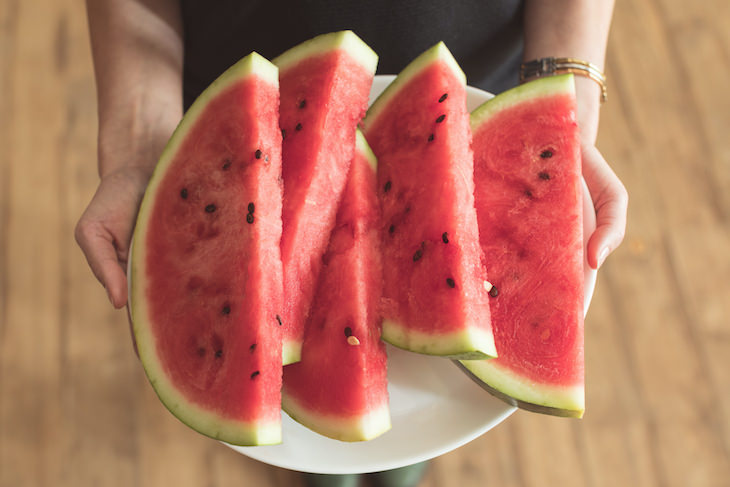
<box><xmin>520</xmin><ymin>57</ymin><xmax>607</xmax><ymax>103</ymax></box>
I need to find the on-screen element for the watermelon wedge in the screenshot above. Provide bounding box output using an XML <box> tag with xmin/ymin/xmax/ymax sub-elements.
<box><xmin>129</xmin><ymin>52</ymin><xmax>284</xmax><ymax>445</ymax></box>
<box><xmin>362</xmin><ymin>43</ymin><xmax>496</xmax><ymax>360</ymax></box>
<box><xmin>458</xmin><ymin>75</ymin><xmax>585</xmax><ymax>417</ymax></box>
<box><xmin>274</xmin><ymin>31</ymin><xmax>378</xmax><ymax>365</ymax></box>
<box><xmin>281</xmin><ymin>130</ymin><xmax>390</xmax><ymax>442</ymax></box>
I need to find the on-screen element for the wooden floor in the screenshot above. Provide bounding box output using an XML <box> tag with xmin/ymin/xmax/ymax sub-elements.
<box><xmin>1</xmin><ymin>0</ymin><xmax>729</xmax><ymax>486</ymax></box>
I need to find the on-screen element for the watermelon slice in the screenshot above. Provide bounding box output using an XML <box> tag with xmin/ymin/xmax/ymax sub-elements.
<box><xmin>129</xmin><ymin>52</ymin><xmax>284</xmax><ymax>445</ymax></box>
<box><xmin>274</xmin><ymin>31</ymin><xmax>378</xmax><ymax>365</ymax></box>
<box><xmin>281</xmin><ymin>130</ymin><xmax>390</xmax><ymax>442</ymax></box>
<box><xmin>362</xmin><ymin>43</ymin><xmax>496</xmax><ymax>360</ymax></box>
<box><xmin>458</xmin><ymin>75</ymin><xmax>585</xmax><ymax>417</ymax></box>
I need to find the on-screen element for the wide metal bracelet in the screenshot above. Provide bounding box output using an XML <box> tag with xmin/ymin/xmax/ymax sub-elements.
<box><xmin>520</xmin><ymin>57</ymin><xmax>607</xmax><ymax>103</ymax></box>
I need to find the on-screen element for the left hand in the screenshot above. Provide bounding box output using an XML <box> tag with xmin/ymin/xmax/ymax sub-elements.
<box><xmin>574</xmin><ymin>76</ymin><xmax>628</xmax><ymax>269</ymax></box>
<box><xmin>581</xmin><ymin>142</ymin><xmax>628</xmax><ymax>269</ymax></box>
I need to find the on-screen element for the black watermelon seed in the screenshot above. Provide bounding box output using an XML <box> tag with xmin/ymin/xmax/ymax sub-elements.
<box><xmin>205</xmin><ymin>204</ymin><xmax>216</xmax><ymax>213</ymax></box>
<box><xmin>215</xmin><ymin>349</ymin><xmax>223</xmax><ymax>358</ymax></box>
<box><xmin>281</xmin><ymin>129</ymin><xmax>287</xmax><ymax>139</ymax></box>
<box><xmin>222</xmin><ymin>160</ymin><xmax>232</xmax><ymax>170</ymax></box>
<box><xmin>446</xmin><ymin>278</ymin><xmax>456</xmax><ymax>288</ymax></box>
<box><xmin>384</xmin><ymin>181</ymin><xmax>392</xmax><ymax>193</ymax></box>
<box><xmin>255</xmin><ymin>149</ymin><xmax>262</xmax><ymax>159</ymax></box>
<box><xmin>249</xmin><ymin>343</ymin><xmax>257</xmax><ymax>352</ymax></box>
<box><xmin>221</xmin><ymin>305</ymin><xmax>231</xmax><ymax>315</ymax></box>
<box><xmin>540</xmin><ymin>150</ymin><xmax>553</xmax><ymax>159</ymax></box>
<box><xmin>525</xmin><ymin>189</ymin><xmax>533</xmax><ymax>199</ymax></box>
<box><xmin>265</xmin><ymin>155</ymin><xmax>269</xmax><ymax>162</ymax></box>
<box><xmin>248</xmin><ymin>202</ymin><xmax>255</xmax><ymax>214</ymax></box>
<box><xmin>298</xmin><ymin>99</ymin><xmax>306</xmax><ymax>109</ymax></box>
<box><xmin>439</xmin><ymin>93</ymin><xmax>448</xmax><ymax>103</ymax></box>
<box><xmin>413</xmin><ymin>249</ymin><xmax>423</xmax><ymax>262</ymax></box>
<box><xmin>250</xmin><ymin>370</ymin><xmax>260</xmax><ymax>379</ymax></box>
<box><xmin>276</xmin><ymin>314</ymin><xmax>283</xmax><ymax>326</ymax></box>
<box><xmin>428</xmin><ymin>133</ymin><xmax>435</xmax><ymax>142</ymax></box>
<box><xmin>295</xmin><ymin>123</ymin><xmax>303</xmax><ymax>131</ymax></box>
<box><xmin>436</xmin><ymin>114</ymin><xmax>446</xmax><ymax>123</ymax></box>
<box><xmin>180</xmin><ymin>188</ymin><xmax>188</xmax><ymax>199</ymax></box>
<box><xmin>246</xmin><ymin>213</ymin><xmax>254</xmax><ymax>224</ymax></box>
<box><xmin>344</xmin><ymin>326</ymin><xmax>353</xmax><ymax>337</ymax></box>
<box><xmin>442</xmin><ymin>232</ymin><xmax>449</xmax><ymax>244</ymax></box>
<box><xmin>539</xmin><ymin>171</ymin><xmax>551</xmax><ymax>180</ymax></box>
<box><xmin>388</xmin><ymin>224</ymin><xmax>395</xmax><ymax>234</ymax></box>
<box><xmin>489</xmin><ymin>285</ymin><xmax>499</xmax><ymax>297</ymax></box>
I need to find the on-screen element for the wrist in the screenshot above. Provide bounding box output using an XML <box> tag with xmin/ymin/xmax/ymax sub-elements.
<box><xmin>573</xmin><ymin>75</ymin><xmax>602</xmax><ymax>146</ymax></box>
<box><xmin>518</xmin><ymin>58</ymin><xmax>604</xmax><ymax>146</ymax></box>
<box><xmin>97</xmin><ymin>98</ymin><xmax>181</xmax><ymax>180</ymax></box>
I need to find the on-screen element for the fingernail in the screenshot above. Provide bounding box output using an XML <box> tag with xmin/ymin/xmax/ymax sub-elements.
<box><xmin>597</xmin><ymin>247</ymin><xmax>609</xmax><ymax>268</ymax></box>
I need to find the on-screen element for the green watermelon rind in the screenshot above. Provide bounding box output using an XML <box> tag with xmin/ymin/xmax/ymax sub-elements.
<box><xmin>470</xmin><ymin>74</ymin><xmax>575</xmax><ymax>130</ymax></box>
<box><xmin>273</xmin><ymin>30</ymin><xmax>378</xmax><ymax>76</ymax></box>
<box><xmin>382</xmin><ymin>319</ymin><xmax>495</xmax><ymax>360</ymax></box>
<box><xmin>365</xmin><ymin>42</ymin><xmax>466</xmax><ymax>132</ymax></box>
<box><xmin>355</xmin><ymin>128</ymin><xmax>377</xmax><ymax>172</ymax></box>
<box><xmin>129</xmin><ymin>52</ymin><xmax>282</xmax><ymax>446</ymax></box>
<box><xmin>282</xmin><ymin>393</ymin><xmax>392</xmax><ymax>442</ymax></box>
<box><xmin>461</xmin><ymin>74</ymin><xmax>584</xmax><ymax>418</ymax></box>
<box><xmin>456</xmin><ymin>359</ymin><xmax>584</xmax><ymax>418</ymax></box>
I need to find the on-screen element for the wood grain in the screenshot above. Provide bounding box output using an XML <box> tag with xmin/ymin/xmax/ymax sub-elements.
<box><xmin>1</xmin><ymin>0</ymin><xmax>728</xmax><ymax>486</ymax></box>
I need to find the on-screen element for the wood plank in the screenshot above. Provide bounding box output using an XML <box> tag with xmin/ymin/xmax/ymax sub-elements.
<box><xmin>1</xmin><ymin>0</ymin><xmax>66</xmax><ymax>484</ymax></box>
<box><xmin>0</xmin><ymin>0</ymin><xmax>17</xmax><ymax>351</ymax></box>
<box><xmin>596</xmin><ymin>0</ymin><xmax>730</xmax><ymax>485</ymax></box>
<box><xmin>59</xmin><ymin>2</ymin><xmax>141</xmax><ymax>485</ymax></box>
<box><xmin>423</xmin><ymin>421</ymin><xmax>524</xmax><ymax>487</ymax></box>
<box><xmin>653</xmin><ymin>0</ymin><xmax>730</xmax><ymax>465</ymax></box>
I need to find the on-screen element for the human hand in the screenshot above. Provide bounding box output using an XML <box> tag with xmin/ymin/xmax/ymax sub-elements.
<box><xmin>572</xmin><ymin>76</ymin><xmax>628</xmax><ymax>270</ymax></box>
<box><xmin>75</xmin><ymin>166</ymin><xmax>153</xmax><ymax>308</ymax></box>
<box><xmin>581</xmin><ymin>143</ymin><xmax>628</xmax><ymax>270</ymax></box>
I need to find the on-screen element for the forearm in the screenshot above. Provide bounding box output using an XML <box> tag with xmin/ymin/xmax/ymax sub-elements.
<box><xmin>86</xmin><ymin>0</ymin><xmax>184</xmax><ymax>178</ymax></box>
<box><xmin>523</xmin><ymin>0</ymin><xmax>615</xmax><ymax>144</ymax></box>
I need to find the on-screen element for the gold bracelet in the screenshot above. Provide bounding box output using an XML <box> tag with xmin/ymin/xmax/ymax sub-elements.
<box><xmin>520</xmin><ymin>57</ymin><xmax>607</xmax><ymax>103</ymax></box>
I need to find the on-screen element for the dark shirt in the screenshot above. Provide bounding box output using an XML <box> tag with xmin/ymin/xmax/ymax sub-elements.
<box><xmin>181</xmin><ymin>0</ymin><xmax>524</xmax><ymax>109</ymax></box>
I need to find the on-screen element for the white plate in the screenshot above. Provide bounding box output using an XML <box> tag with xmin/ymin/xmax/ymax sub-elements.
<box><xmin>229</xmin><ymin>76</ymin><xmax>598</xmax><ymax>474</ymax></box>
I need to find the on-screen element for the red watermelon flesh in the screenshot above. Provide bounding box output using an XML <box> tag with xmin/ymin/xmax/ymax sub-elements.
<box><xmin>274</xmin><ymin>31</ymin><xmax>378</xmax><ymax>365</ymax></box>
<box><xmin>130</xmin><ymin>53</ymin><xmax>284</xmax><ymax>445</ymax></box>
<box><xmin>362</xmin><ymin>43</ymin><xmax>496</xmax><ymax>360</ymax></box>
<box><xmin>282</xmin><ymin>131</ymin><xmax>390</xmax><ymax>442</ymax></box>
<box><xmin>459</xmin><ymin>74</ymin><xmax>585</xmax><ymax>417</ymax></box>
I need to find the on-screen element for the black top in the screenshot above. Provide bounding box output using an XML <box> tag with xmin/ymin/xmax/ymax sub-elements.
<box><xmin>181</xmin><ymin>0</ymin><xmax>524</xmax><ymax>109</ymax></box>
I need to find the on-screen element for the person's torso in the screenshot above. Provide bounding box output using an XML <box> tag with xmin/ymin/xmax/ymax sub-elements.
<box><xmin>181</xmin><ymin>0</ymin><xmax>524</xmax><ymax>108</ymax></box>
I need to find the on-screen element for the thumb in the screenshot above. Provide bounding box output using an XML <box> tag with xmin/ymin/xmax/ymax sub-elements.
<box><xmin>582</xmin><ymin>145</ymin><xmax>628</xmax><ymax>269</ymax></box>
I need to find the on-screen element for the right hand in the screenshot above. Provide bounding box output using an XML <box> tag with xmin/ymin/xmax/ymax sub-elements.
<box><xmin>75</xmin><ymin>165</ymin><xmax>154</xmax><ymax>309</ymax></box>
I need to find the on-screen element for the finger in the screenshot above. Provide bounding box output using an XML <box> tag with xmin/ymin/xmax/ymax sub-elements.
<box><xmin>581</xmin><ymin>145</ymin><xmax>629</xmax><ymax>269</ymax></box>
<box><xmin>75</xmin><ymin>219</ymin><xmax>129</xmax><ymax>308</ymax></box>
